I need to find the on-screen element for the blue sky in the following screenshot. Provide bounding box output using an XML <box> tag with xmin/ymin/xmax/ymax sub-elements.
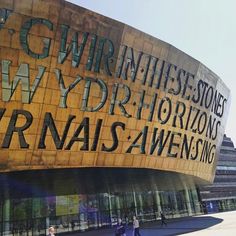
<box><xmin>67</xmin><ymin>0</ymin><xmax>236</xmax><ymax>145</ymax></box>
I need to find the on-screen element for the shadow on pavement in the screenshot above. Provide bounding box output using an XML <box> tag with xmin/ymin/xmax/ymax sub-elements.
<box><xmin>64</xmin><ymin>215</ymin><xmax>223</xmax><ymax>236</ymax></box>
<box><xmin>141</xmin><ymin>215</ymin><xmax>223</xmax><ymax>236</ymax></box>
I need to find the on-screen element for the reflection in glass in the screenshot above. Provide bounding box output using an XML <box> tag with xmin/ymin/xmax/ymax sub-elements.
<box><xmin>0</xmin><ymin>189</ymin><xmax>203</xmax><ymax>235</ymax></box>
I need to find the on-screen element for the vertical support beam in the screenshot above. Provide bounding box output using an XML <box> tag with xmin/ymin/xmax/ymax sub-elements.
<box><xmin>132</xmin><ymin>191</ymin><xmax>138</xmax><ymax>217</ymax></box>
<box><xmin>184</xmin><ymin>185</ymin><xmax>193</xmax><ymax>216</ymax></box>
<box><xmin>171</xmin><ymin>192</ymin><xmax>179</xmax><ymax>218</ymax></box>
<box><xmin>116</xmin><ymin>194</ymin><xmax>121</xmax><ymax>219</ymax></box>
<box><xmin>2</xmin><ymin>200</ymin><xmax>10</xmax><ymax>234</ymax></box>
<box><xmin>108</xmin><ymin>193</ymin><xmax>113</xmax><ymax>226</ymax></box>
<box><xmin>154</xmin><ymin>191</ymin><xmax>162</xmax><ymax>219</ymax></box>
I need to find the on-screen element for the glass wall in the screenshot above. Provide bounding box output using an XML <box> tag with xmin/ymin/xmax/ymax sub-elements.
<box><xmin>0</xmin><ymin>188</ymin><xmax>202</xmax><ymax>235</ymax></box>
<box><xmin>204</xmin><ymin>198</ymin><xmax>236</xmax><ymax>213</ymax></box>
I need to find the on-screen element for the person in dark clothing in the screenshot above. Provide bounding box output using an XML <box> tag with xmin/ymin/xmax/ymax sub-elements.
<box><xmin>115</xmin><ymin>218</ymin><xmax>126</xmax><ymax>236</ymax></box>
<box><xmin>160</xmin><ymin>211</ymin><xmax>167</xmax><ymax>226</ymax></box>
<box><xmin>124</xmin><ymin>214</ymin><xmax>129</xmax><ymax>227</ymax></box>
<box><xmin>71</xmin><ymin>221</ymin><xmax>75</xmax><ymax>231</ymax></box>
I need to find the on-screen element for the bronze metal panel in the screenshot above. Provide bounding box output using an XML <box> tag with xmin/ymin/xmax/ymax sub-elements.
<box><xmin>0</xmin><ymin>0</ymin><xmax>231</xmax><ymax>185</ymax></box>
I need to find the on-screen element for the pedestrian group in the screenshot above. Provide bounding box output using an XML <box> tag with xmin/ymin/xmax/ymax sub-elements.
<box><xmin>47</xmin><ymin>212</ymin><xmax>168</xmax><ymax>236</ymax></box>
<box><xmin>115</xmin><ymin>215</ymin><xmax>141</xmax><ymax>236</ymax></box>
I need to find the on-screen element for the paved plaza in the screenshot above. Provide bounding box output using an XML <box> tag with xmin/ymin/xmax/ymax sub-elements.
<box><xmin>69</xmin><ymin>211</ymin><xmax>236</xmax><ymax>236</ymax></box>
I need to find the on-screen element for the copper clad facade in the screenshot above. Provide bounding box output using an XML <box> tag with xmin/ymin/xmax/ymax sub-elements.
<box><xmin>0</xmin><ymin>0</ymin><xmax>230</xmax><ymax>183</ymax></box>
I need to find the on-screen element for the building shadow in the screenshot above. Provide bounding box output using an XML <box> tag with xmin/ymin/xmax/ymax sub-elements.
<box><xmin>140</xmin><ymin>215</ymin><xmax>223</xmax><ymax>236</ymax></box>
<box><xmin>71</xmin><ymin>215</ymin><xmax>223</xmax><ymax>236</ymax></box>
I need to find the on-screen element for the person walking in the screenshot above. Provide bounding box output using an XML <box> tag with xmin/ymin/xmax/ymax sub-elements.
<box><xmin>71</xmin><ymin>221</ymin><xmax>75</xmax><ymax>231</ymax></box>
<box><xmin>133</xmin><ymin>216</ymin><xmax>141</xmax><ymax>236</ymax></box>
<box><xmin>47</xmin><ymin>226</ymin><xmax>56</xmax><ymax>236</ymax></box>
<box><xmin>160</xmin><ymin>211</ymin><xmax>167</xmax><ymax>227</ymax></box>
<box><xmin>115</xmin><ymin>218</ymin><xmax>126</xmax><ymax>236</ymax></box>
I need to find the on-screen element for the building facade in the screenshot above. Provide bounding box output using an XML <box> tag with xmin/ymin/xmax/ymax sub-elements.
<box><xmin>200</xmin><ymin>135</ymin><xmax>236</xmax><ymax>213</ymax></box>
<box><xmin>0</xmin><ymin>0</ymin><xmax>230</xmax><ymax>235</ymax></box>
